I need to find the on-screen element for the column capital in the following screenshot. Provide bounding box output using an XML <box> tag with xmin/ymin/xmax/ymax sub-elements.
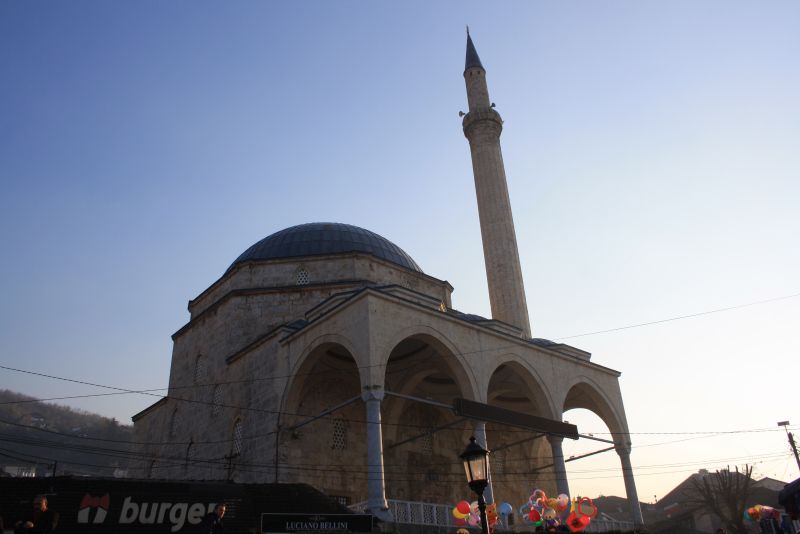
<box><xmin>547</xmin><ymin>434</ymin><xmax>565</xmax><ymax>446</ymax></box>
<box><xmin>361</xmin><ymin>387</ymin><xmax>385</xmax><ymax>402</ymax></box>
<box><xmin>615</xmin><ymin>442</ymin><xmax>632</xmax><ymax>456</ymax></box>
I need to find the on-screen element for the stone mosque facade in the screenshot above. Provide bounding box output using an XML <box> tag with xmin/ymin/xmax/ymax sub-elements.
<box><xmin>131</xmin><ymin>35</ymin><xmax>644</xmax><ymax>526</ymax></box>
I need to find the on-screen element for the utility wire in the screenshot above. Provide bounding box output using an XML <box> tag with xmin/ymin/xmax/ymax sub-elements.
<box><xmin>0</xmin><ymin>431</ymin><xmax>789</xmax><ymax>484</ymax></box>
<box><xmin>554</xmin><ymin>291</ymin><xmax>800</xmax><ymax>340</ymax></box>
<box><xmin>1</xmin><ymin>365</ymin><xmax>797</xmax><ymax>439</ymax></box>
<box><xmin>3</xmin><ymin>290</ymin><xmax>797</xmax><ymax>404</ymax></box>
<box><xmin>0</xmin><ymin>426</ymin><xmax>792</xmax><ymax>480</ymax></box>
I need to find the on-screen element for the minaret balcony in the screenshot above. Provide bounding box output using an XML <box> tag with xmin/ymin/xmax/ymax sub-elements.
<box><xmin>462</xmin><ymin>108</ymin><xmax>504</xmax><ymax>139</ymax></box>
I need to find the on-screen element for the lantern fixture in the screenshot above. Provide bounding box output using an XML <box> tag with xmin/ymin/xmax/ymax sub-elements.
<box><xmin>459</xmin><ymin>436</ymin><xmax>490</xmax><ymax>534</ymax></box>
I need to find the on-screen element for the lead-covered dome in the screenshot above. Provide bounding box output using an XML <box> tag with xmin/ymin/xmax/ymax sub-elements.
<box><xmin>228</xmin><ymin>222</ymin><xmax>422</xmax><ymax>273</ymax></box>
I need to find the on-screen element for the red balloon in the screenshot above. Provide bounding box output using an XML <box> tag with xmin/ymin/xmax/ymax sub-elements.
<box><xmin>529</xmin><ymin>509</ymin><xmax>541</xmax><ymax>522</ymax></box>
<box><xmin>566</xmin><ymin>512</ymin><xmax>591</xmax><ymax>533</ymax></box>
<box><xmin>577</xmin><ymin>497</ymin><xmax>598</xmax><ymax>519</ymax></box>
<box><xmin>457</xmin><ymin>500</ymin><xmax>471</xmax><ymax>514</ymax></box>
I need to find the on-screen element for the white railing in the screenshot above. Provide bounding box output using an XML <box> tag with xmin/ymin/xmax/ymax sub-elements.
<box><xmin>350</xmin><ymin>500</ymin><xmax>454</xmax><ymax>527</ymax></box>
<box><xmin>586</xmin><ymin>519</ymin><xmax>635</xmax><ymax>532</ymax></box>
<box><xmin>350</xmin><ymin>500</ymin><xmax>635</xmax><ymax>531</ymax></box>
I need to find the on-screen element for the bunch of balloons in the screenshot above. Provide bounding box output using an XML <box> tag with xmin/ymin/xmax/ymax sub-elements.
<box><xmin>518</xmin><ymin>490</ymin><xmax>598</xmax><ymax>533</ymax></box>
<box><xmin>518</xmin><ymin>490</ymin><xmax>570</xmax><ymax>530</ymax></box>
<box><xmin>744</xmin><ymin>504</ymin><xmax>780</xmax><ymax>522</ymax></box>
<box><xmin>451</xmin><ymin>500</ymin><xmax>499</xmax><ymax>531</ymax></box>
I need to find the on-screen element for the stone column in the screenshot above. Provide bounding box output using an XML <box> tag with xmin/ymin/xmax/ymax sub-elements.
<box><xmin>474</xmin><ymin>422</ymin><xmax>495</xmax><ymax>504</ymax></box>
<box><xmin>548</xmin><ymin>435</ymin><xmax>570</xmax><ymax>497</ymax></box>
<box><xmin>363</xmin><ymin>390</ymin><xmax>392</xmax><ymax>521</ymax></box>
<box><xmin>616</xmin><ymin>443</ymin><xmax>644</xmax><ymax>527</ymax></box>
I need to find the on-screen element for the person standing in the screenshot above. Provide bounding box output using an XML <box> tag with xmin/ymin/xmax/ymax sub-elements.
<box><xmin>199</xmin><ymin>503</ymin><xmax>226</xmax><ymax>534</ymax></box>
<box><xmin>14</xmin><ymin>495</ymin><xmax>58</xmax><ymax>533</ymax></box>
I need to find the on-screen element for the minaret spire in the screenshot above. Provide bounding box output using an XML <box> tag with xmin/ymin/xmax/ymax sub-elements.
<box><xmin>465</xmin><ymin>32</ymin><xmax>484</xmax><ymax>71</ymax></box>
<box><xmin>461</xmin><ymin>33</ymin><xmax>532</xmax><ymax>337</ymax></box>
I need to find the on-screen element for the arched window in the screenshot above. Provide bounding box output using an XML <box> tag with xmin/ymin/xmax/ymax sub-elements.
<box><xmin>194</xmin><ymin>355</ymin><xmax>205</xmax><ymax>384</ymax></box>
<box><xmin>169</xmin><ymin>409</ymin><xmax>178</xmax><ymax>438</ymax></box>
<box><xmin>211</xmin><ymin>385</ymin><xmax>223</xmax><ymax>416</ymax></box>
<box><xmin>148</xmin><ymin>458</ymin><xmax>157</xmax><ymax>479</ymax></box>
<box><xmin>232</xmin><ymin>419</ymin><xmax>243</xmax><ymax>457</ymax></box>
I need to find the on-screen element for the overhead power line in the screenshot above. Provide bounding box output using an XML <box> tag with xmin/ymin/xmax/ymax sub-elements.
<box><xmin>1</xmin><ymin>364</ymin><xmax>797</xmax><ymax>439</ymax></box>
<box><xmin>2</xmin><ymin>290</ymin><xmax>798</xmax><ymax>406</ymax></box>
<box><xmin>555</xmin><ymin>291</ymin><xmax>800</xmax><ymax>340</ymax></box>
<box><xmin>0</xmin><ymin>428</ymin><xmax>791</xmax><ymax>483</ymax></box>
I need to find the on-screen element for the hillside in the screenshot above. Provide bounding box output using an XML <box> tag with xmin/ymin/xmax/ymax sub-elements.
<box><xmin>0</xmin><ymin>389</ymin><xmax>134</xmax><ymax>477</ymax></box>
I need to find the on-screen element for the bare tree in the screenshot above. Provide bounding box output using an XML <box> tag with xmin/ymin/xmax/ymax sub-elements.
<box><xmin>687</xmin><ymin>465</ymin><xmax>754</xmax><ymax>534</ymax></box>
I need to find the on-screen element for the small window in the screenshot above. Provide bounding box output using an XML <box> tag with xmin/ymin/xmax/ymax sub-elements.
<box><xmin>148</xmin><ymin>459</ymin><xmax>157</xmax><ymax>479</ymax></box>
<box><xmin>296</xmin><ymin>268</ymin><xmax>309</xmax><ymax>286</ymax></box>
<box><xmin>211</xmin><ymin>385</ymin><xmax>223</xmax><ymax>416</ymax></box>
<box><xmin>331</xmin><ymin>418</ymin><xmax>347</xmax><ymax>450</ymax></box>
<box><xmin>185</xmin><ymin>442</ymin><xmax>195</xmax><ymax>473</ymax></box>
<box><xmin>232</xmin><ymin>419</ymin><xmax>244</xmax><ymax>456</ymax></box>
<box><xmin>493</xmin><ymin>450</ymin><xmax>504</xmax><ymax>475</ymax></box>
<box><xmin>194</xmin><ymin>355</ymin><xmax>205</xmax><ymax>384</ymax></box>
<box><xmin>330</xmin><ymin>495</ymin><xmax>351</xmax><ymax>506</ymax></box>
<box><xmin>419</xmin><ymin>428</ymin><xmax>434</xmax><ymax>455</ymax></box>
<box><xmin>169</xmin><ymin>409</ymin><xmax>178</xmax><ymax>438</ymax></box>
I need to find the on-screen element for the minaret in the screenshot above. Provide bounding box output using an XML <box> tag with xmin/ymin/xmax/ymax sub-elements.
<box><xmin>462</xmin><ymin>32</ymin><xmax>532</xmax><ymax>337</ymax></box>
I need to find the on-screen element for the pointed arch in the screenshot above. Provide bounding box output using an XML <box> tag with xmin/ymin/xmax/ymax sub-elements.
<box><xmin>378</xmin><ymin>325</ymin><xmax>478</xmax><ymax>401</ymax></box>
<box><xmin>486</xmin><ymin>355</ymin><xmax>557</xmax><ymax>420</ymax></box>
<box><xmin>280</xmin><ymin>333</ymin><xmax>362</xmax><ymax>415</ymax></box>
<box><xmin>561</xmin><ymin>376</ymin><xmax>627</xmax><ymax>437</ymax></box>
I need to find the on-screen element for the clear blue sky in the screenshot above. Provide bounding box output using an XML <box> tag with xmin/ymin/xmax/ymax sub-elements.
<box><xmin>1</xmin><ymin>1</ymin><xmax>798</xmax><ymax>501</ymax></box>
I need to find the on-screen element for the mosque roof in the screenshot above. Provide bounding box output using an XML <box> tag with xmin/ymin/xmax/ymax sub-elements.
<box><xmin>228</xmin><ymin>222</ymin><xmax>422</xmax><ymax>273</ymax></box>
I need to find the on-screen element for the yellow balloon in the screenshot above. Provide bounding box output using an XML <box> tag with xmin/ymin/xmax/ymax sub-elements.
<box><xmin>452</xmin><ymin>508</ymin><xmax>469</xmax><ymax>519</ymax></box>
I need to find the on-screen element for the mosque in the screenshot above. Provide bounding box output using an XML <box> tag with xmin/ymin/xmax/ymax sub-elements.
<box><xmin>131</xmin><ymin>35</ymin><xmax>644</xmax><ymax>527</ymax></box>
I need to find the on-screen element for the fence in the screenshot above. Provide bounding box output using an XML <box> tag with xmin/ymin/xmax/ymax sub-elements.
<box><xmin>351</xmin><ymin>500</ymin><xmax>453</xmax><ymax>527</ymax></box>
<box><xmin>351</xmin><ymin>500</ymin><xmax>635</xmax><ymax>532</ymax></box>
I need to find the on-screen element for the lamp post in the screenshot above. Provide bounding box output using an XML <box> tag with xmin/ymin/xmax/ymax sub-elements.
<box><xmin>460</xmin><ymin>436</ymin><xmax>490</xmax><ymax>534</ymax></box>
<box><xmin>778</xmin><ymin>421</ymin><xmax>800</xmax><ymax>472</ymax></box>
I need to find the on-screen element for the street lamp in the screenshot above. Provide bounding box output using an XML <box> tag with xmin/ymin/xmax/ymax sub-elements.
<box><xmin>778</xmin><ymin>421</ymin><xmax>800</xmax><ymax>472</ymax></box>
<box><xmin>460</xmin><ymin>436</ymin><xmax>490</xmax><ymax>534</ymax></box>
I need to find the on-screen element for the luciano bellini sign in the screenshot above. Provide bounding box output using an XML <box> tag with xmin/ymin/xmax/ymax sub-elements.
<box><xmin>260</xmin><ymin>513</ymin><xmax>374</xmax><ymax>533</ymax></box>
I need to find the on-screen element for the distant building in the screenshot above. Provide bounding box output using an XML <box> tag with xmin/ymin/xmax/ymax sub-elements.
<box><xmin>754</xmin><ymin>477</ymin><xmax>790</xmax><ymax>492</ymax></box>
<box><xmin>650</xmin><ymin>469</ymin><xmax>786</xmax><ymax>533</ymax></box>
<box><xmin>112</xmin><ymin>467</ymin><xmax>128</xmax><ymax>478</ymax></box>
<box><xmin>26</xmin><ymin>412</ymin><xmax>46</xmax><ymax>429</ymax></box>
<box><xmin>594</xmin><ymin>495</ymin><xmax>662</xmax><ymax>524</ymax></box>
<box><xmin>131</xmin><ymin>34</ymin><xmax>643</xmax><ymax>526</ymax></box>
<box><xmin>1</xmin><ymin>465</ymin><xmax>38</xmax><ymax>477</ymax></box>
